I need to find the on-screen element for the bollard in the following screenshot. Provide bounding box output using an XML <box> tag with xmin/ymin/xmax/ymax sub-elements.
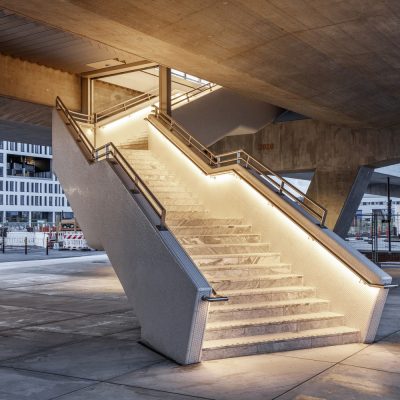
<box><xmin>46</xmin><ymin>236</ymin><xmax>49</xmax><ymax>256</ymax></box>
<box><xmin>24</xmin><ymin>236</ymin><xmax>27</xmax><ymax>255</ymax></box>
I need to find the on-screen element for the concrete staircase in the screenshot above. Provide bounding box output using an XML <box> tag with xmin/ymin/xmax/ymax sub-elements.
<box><xmin>120</xmin><ymin>148</ymin><xmax>360</xmax><ymax>360</ymax></box>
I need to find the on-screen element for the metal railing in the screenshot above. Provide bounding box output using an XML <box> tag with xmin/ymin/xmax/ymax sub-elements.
<box><xmin>56</xmin><ymin>96</ymin><xmax>166</xmax><ymax>230</ymax></box>
<box><xmin>152</xmin><ymin>106</ymin><xmax>327</xmax><ymax>227</ymax></box>
<box><xmin>95</xmin><ymin>89</ymin><xmax>159</xmax><ymax>123</ymax></box>
<box><xmin>171</xmin><ymin>82</ymin><xmax>217</xmax><ymax>108</ymax></box>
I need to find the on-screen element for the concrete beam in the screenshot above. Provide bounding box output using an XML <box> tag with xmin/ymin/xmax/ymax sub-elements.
<box><xmin>0</xmin><ymin>53</ymin><xmax>81</xmax><ymax>110</ymax></box>
<box><xmin>81</xmin><ymin>60</ymin><xmax>158</xmax><ymax>79</ymax></box>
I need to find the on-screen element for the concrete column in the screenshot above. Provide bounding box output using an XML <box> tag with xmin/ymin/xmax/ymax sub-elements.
<box><xmin>28</xmin><ymin>211</ymin><xmax>32</xmax><ymax>227</ymax></box>
<box><xmin>159</xmin><ymin>65</ymin><xmax>171</xmax><ymax>115</ymax></box>
<box><xmin>81</xmin><ymin>77</ymin><xmax>93</xmax><ymax>115</ymax></box>
<box><xmin>307</xmin><ymin>166</ymin><xmax>373</xmax><ymax>237</ymax></box>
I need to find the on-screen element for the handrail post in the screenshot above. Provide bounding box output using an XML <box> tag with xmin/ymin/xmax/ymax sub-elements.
<box><xmin>236</xmin><ymin>151</ymin><xmax>240</xmax><ymax>165</ymax></box>
<box><xmin>279</xmin><ymin>180</ymin><xmax>284</xmax><ymax>195</ymax></box>
<box><xmin>105</xmin><ymin>144</ymin><xmax>109</xmax><ymax>159</ymax></box>
<box><xmin>217</xmin><ymin>156</ymin><xmax>221</xmax><ymax>168</ymax></box>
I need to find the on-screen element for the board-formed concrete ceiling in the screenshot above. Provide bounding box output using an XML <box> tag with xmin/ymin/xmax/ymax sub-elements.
<box><xmin>1</xmin><ymin>1</ymin><xmax>400</xmax><ymax>128</ymax></box>
<box><xmin>0</xmin><ymin>8</ymin><xmax>145</xmax><ymax>73</ymax></box>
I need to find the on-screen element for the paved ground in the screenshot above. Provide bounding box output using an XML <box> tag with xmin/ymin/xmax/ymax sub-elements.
<box><xmin>0</xmin><ymin>255</ymin><xmax>399</xmax><ymax>400</ymax></box>
<box><xmin>0</xmin><ymin>249</ymin><xmax>105</xmax><ymax>263</ymax></box>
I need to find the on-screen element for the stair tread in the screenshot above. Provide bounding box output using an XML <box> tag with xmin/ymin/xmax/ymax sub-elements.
<box><xmin>209</xmin><ymin>273</ymin><xmax>302</xmax><ymax>283</ymax></box>
<box><xmin>183</xmin><ymin>242</ymin><xmax>269</xmax><ymax>248</ymax></box>
<box><xmin>218</xmin><ymin>285</ymin><xmax>314</xmax><ymax>296</ymax></box>
<box><xmin>209</xmin><ymin>297</ymin><xmax>329</xmax><ymax>313</ymax></box>
<box><xmin>206</xmin><ymin>311</ymin><xmax>344</xmax><ymax>330</ymax></box>
<box><xmin>201</xmin><ymin>263</ymin><xmax>291</xmax><ymax>270</ymax></box>
<box><xmin>203</xmin><ymin>326</ymin><xmax>359</xmax><ymax>349</ymax></box>
<box><xmin>191</xmin><ymin>252</ymin><xmax>280</xmax><ymax>257</ymax></box>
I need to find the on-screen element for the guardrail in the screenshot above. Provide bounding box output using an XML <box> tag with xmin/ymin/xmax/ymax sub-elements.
<box><xmin>171</xmin><ymin>82</ymin><xmax>218</xmax><ymax>108</ymax></box>
<box><xmin>152</xmin><ymin>105</ymin><xmax>327</xmax><ymax>227</ymax></box>
<box><xmin>56</xmin><ymin>96</ymin><xmax>166</xmax><ymax>230</ymax></box>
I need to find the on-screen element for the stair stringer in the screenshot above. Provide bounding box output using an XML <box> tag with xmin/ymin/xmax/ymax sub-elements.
<box><xmin>52</xmin><ymin>109</ymin><xmax>212</xmax><ymax>365</ymax></box>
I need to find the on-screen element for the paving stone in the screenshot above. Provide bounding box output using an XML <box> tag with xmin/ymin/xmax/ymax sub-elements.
<box><xmin>2</xmin><ymin>338</ymin><xmax>165</xmax><ymax>381</ymax></box>
<box><xmin>113</xmin><ymin>356</ymin><xmax>332</xmax><ymax>400</ymax></box>
<box><xmin>277</xmin><ymin>364</ymin><xmax>400</xmax><ymax>400</ymax></box>
<box><xmin>54</xmin><ymin>382</ymin><xmax>206</xmax><ymax>399</ymax></box>
<box><xmin>0</xmin><ymin>367</ymin><xmax>91</xmax><ymax>400</ymax></box>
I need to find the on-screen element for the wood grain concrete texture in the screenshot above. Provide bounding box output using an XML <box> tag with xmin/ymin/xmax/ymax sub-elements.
<box><xmin>0</xmin><ymin>255</ymin><xmax>398</xmax><ymax>399</ymax></box>
<box><xmin>2</xmin><ymin>1</ymin><xmax>400</xmax><ymax>127</ymax></box>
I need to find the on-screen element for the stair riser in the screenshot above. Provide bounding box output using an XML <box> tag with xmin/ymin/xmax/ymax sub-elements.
<box><xmin>178</xmin><ymin>235</ymin><xmax>261</xmax><ymax>245</ymax></box>
<box><xmin>165</xmin><ymin>205</ymin><xmax>204</xmax><ymax>212</ymax></box>
<box><xmin>208</xmin><ymin>302</ymin><xmax>329</xmax><ymax>322</ymax></box>
<box><xmin>167</xmin><ymin>212</ymin><xmax>208</xmax><ymax>219</ymax></box>
<box><xmin>153</xmin><ymin>187</ymin><xmax>189</xmax><ymax>193</ymax></box>
<box><xmin>201</xmin><ymin>266</ymin><xmax>292</xmax><ymax>278</ymax></box>
<box><xmin>171</xmin><ymin>226</ymin><xmax>252</xmax><ymax>235</ymax></box>
<box><xmin>142</xmin><ymin>176</ymin><xmax>178</xmax><ymax>182</ymax></box>
<box><xmin>159</xmin><ymin>198</ymin><xmax>201</xmax><ymax>206</ymax></box>
<box><xmin>211</xmin><ymin>276</ymin><xmax>302</xmax><ymax>291</ymax></box>
<box><xmin>210</xmin><ymin>288</ymin><xmax>316</xmax><ymax>304</ymax></box>
<box><xmin>205</xmin><ymin>316</ymin><xmax>345</xmax><ymax>340</ymax></box>
<box><xmin>192</xmin><ymin>254</ymin><xmax>280</xmax><ymax>267</ymax></box>
<box><xmin>185</xmin><ymin>244</ymin><xmax>270</xmax><ymax>255</ymax></box>
<box><xmin>202</xmin><ymin>332</ymin><xmax>360</xmax><ymax>361</ymax></box>
<box><xmin>168</xmin><ymin>219</ymin><xmax>243</xmax><ymax>227</ymax></box>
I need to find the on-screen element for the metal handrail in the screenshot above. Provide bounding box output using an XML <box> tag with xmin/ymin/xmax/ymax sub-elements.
<box><xmin>55</xmin><ymin>96</ymin><xmax>166</xmax><ymax>230</ymax></box>
<box><xmin>171</xmin><ymin>82</ymin><xmax>217</xmax><ymax>108</ymax></box>
<box><xmin>152</xmin><ymin>105</ymin><xmax>327</xmax><ymax>226</ymax></box>
<box><xmin>95</xmin><ymin>88</ymin><xmax>159</xmax><ymax>123</ymax></box>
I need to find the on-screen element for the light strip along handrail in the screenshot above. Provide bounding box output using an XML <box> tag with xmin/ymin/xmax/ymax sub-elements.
<box><xmin>171</xmin><ymin>82</ymin><xmax>217</xmax><ymax>108</ymax></box>
<box><xmin>152</xmin><ymin>105</ymin><xmax>327</xmax><ymax>226</ymax></box>
<box><xmin>55</xmin><ymin>96</ymin><xmax>166</xmax><ymax>230</ymax></box>
<box><xmin>95</xmin><ymin>88</ymin><xmax>159</xmax><ymax>123</ymax></box>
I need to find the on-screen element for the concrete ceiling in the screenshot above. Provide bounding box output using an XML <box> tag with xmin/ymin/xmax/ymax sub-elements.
<box><xmin>0</xmin><ymin>8</ymin><xmax>145</xmax><ymax>73</ymax></box>
<box><xmin>0</xmin><ymin>97</ymin><xmax>51</xmax><ymax>145</ymax></box>
<box><xmin>1</xmin><ymin>1</ymin><xmax>400</xmax><ymax>128</ymax></box>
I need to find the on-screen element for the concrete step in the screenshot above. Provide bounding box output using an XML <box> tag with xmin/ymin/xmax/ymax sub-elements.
<box><xmin>177</xmin><ymin>233</ymin><xmax>261</xmax><ymax>245</ymax></box>
<box><xmin>152</xmin><ymin>186</ymin><xmax>190</xmax><ymax>193</ymax></box>
<box><xmin>165</xmin><ymin>204</ymin><xmax>204</xmax><ymax>212</ymax></box>
<box><xmin>202</xmin><ymin>326</ymin><xmax>360</xmax><ymax>360</ymax></box>
<box><xmin>184</xmin><ymin>242</ymin><xmax>270</xmax><ymax>255</ymax></box>
<box><xmin>156</xmin><ymin>192</ymin><xmax>199</xmax><ymax>200</ymax></box>
<box><xmin>209</xmin><ymin>274</ymin><xmax>303</xmax><ymax>291</ymax></box>
<box><xmin>168</xmin><ymin>218</ymin><xmax>244</xmax><ymax>227</ymax></box>
<box><xmin>201</xmin><ymin>263</ymin><xmax>292</xmax><ymax>278</ymax></box>
<box><xmin>170</xmin><ymin>224</ymin><xmax>253</xmax><ymax>236</ymax></box>
<box><xmin>210</xmin><ymin>286</ymin><xmax>315</xmax><ymax>304</ymax></box>
<box><xmin>207</xmin><ymin>298</ymin><xmax>330</xmax><ymax>322</ymax></box>
<box><xmin>191</xmin><ymin>252</ymin><xmax>281</xmax><ymax>267</ymax></box>
<box><xmin>167</xmin><ymin>211</ymin><xmax>209</xmax><ymax>220</ymax></box>
<box><xmin>204</xmin><ymin>312</ymin><xmax>345</xmax><ymax>340</ymax></box>
<box><xmin>160</xmin><ymin>197</ymin><xmax>202</xmax><ymax>206</ymax></box>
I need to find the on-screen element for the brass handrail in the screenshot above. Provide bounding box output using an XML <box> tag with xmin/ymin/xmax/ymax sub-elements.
<box><xmin>55</xmin><ymin>96</ymin><xmax>166</xmax><ymax>230</ymax></box>
<box><xmin>152</xmin><ymin>105</ymin><xmax>327</xmax><ymax>226</ymax></box>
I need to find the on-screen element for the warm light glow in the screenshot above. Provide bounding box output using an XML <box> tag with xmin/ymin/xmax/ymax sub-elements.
<box><xmin>100</xmin><ymin>106</ymin><xmax>152</xmax><ymax>132</ymax></box>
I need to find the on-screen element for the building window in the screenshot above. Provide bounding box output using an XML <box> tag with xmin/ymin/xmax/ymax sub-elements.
<box><xmin>20</xmin><ymin>195</ymin><xmax>24</xmax><ymax>205</ymax></box>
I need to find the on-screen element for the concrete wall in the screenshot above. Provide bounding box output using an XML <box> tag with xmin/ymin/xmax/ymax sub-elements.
<box><xmin>93</xmin><ymin>80</ymin><xmax>141</xmax><ymax>113</ymax></box>
<box><xmin>173</xmin><ymin>88</ymin><xmax>280</xmax><ymax>146</ymax></box>
<box><xmin>0</xmin><ymin>53</ymin><xmax>80</xmax><ymax>110</ymax></box>
<box><xmin>210</xmin><ymin>119</ymin><xmax>400</xmax><ymax>233</ymax></box>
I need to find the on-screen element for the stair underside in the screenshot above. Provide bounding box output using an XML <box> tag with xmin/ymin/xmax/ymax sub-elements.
<box><xmin>120</xmin><ymin>147</ymin><xmax>360</xmax><ymax>360</ymax></box>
